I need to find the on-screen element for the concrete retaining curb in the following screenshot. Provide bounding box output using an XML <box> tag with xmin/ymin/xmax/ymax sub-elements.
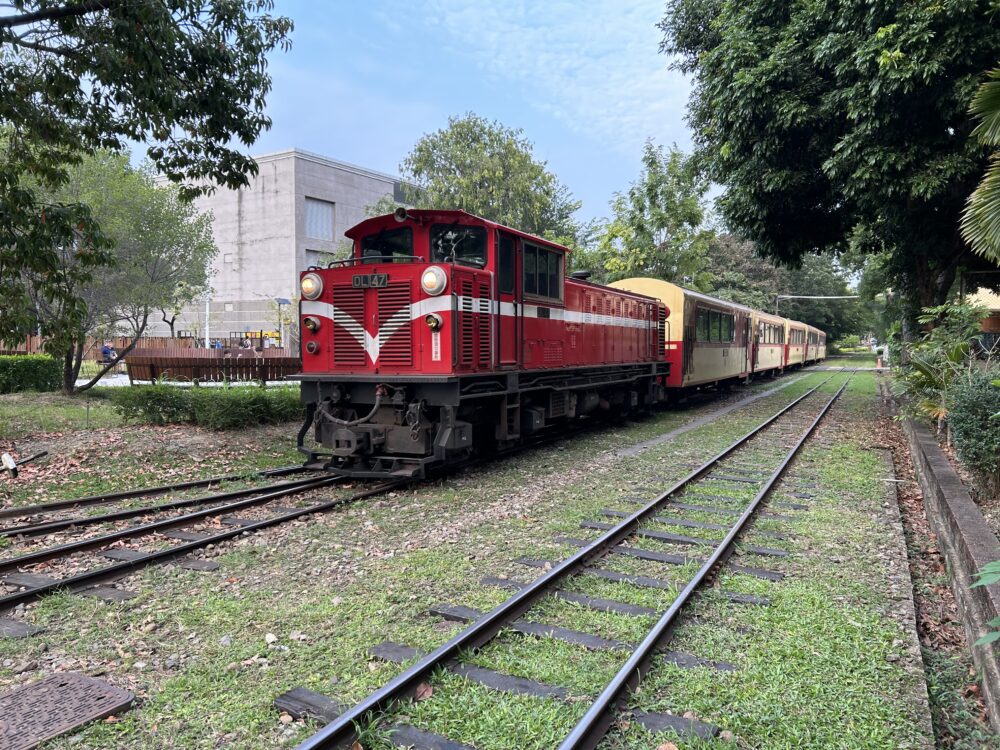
<box><xmin>902</xmin><ymin>416</ymin><xmax>1000</xmax><ymax>730</ymax></box>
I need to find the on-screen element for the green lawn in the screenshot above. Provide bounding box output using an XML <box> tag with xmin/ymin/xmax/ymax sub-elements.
<box><xmin>0</xmin><ymin>372</ymin><xmax>945</xmax><ymax>749</ymax></box>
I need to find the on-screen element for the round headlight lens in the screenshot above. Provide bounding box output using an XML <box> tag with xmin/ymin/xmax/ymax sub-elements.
<box><xmin>301</xmin><ymin>272</ymin><xmax>323</xmax><ymax>300</ymax></box>
<box><xmin>420</xmin><ymin>266</ymin><xmax>447</xmax><ymax>296</ymax></box>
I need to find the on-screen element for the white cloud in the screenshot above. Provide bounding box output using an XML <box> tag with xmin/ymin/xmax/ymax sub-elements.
<box><xmin>417</xmin><ymin>0</ymin><xmax>692</xmax><ymax>154</ymax></box>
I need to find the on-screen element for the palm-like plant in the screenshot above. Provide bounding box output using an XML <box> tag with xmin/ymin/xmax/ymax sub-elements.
<box><xmin>963</xmin><ymin>67</ymin><xmax>1000</xmax><ymax>263</ymax></box>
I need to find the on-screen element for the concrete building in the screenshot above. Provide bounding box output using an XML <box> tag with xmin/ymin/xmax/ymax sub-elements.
<box><xmin>152</xmin><ymin>149</ymin><xmax>404</xmax><ymax>343</ymax></box>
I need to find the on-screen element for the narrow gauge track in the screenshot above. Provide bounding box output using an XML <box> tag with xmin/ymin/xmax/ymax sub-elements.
<box><xmin>0</xmin><ymin>372</ymin><xmax>814</xmax><ymax>618</ymax></box>
<box><xmin>0</xmin><ymin>473</ymin><xmax>331</xmax><ymax>539</ymax></box>
<box><xmin>293</xmin><ymin>372</ymin><xmax>853</xmax><ymax>750</ymax></box>
<box><xmin>0</xmin><ymin>463</ymin><xmax>309</xmax><ymax>521</ymax></box>
<box><xmin>0</xmin><ymin>406</ymin><xmax>626</xmax><ymax>613</ymax></box>
<box><xmin>0</xmin><ymin>476</ymin><xmax>403</xmax><ymax>611</ymax></box>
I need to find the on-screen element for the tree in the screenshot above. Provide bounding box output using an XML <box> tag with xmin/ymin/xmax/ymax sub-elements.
<box><xmin>0</xmin><ymin>0</ymin><xmax>291</xmax><ymax>346</ymax></box>
<box><xmin>962</xmin><ymin>66</ymin><xmax>1000</xmax><ymax>263</ymax></box>
<box><xmin>705</xmin><ymin>234</ymin><xmax>871</xmax><ymax>341</ymax></box>
<box><xmin>26</xmin><ymin>151</ymin><xmax>216</xmax><ymax>393</ymax></box>
<box><xmin>598</xmin><ymin>142</ymin><xmax>714</xmax><ymax>288</ymax></box>
<box><xmin>660</xmin><ymin>0</ymin><xmax>1000</xmax><ymax>325</ymax></box>
<box><xmin>395</xmin><ymin>113</ymin><xmax>582</xmax><ymax>240</ymax></box>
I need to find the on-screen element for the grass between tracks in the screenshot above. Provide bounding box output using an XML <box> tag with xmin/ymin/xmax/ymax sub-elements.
<box><xmin>0</xmin><ymin>371</ymin><xmax>936</xmax><ymax>749</ymax></box>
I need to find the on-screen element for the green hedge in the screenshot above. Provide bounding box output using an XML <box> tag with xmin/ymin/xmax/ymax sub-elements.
<box><xmin>111</xmin><ymin>384</ymin><xmax>302</xmax><ymax>430</ymax></box>
<box><xmin>0</xmin><ymin>354</ymin><xmax>61</xmax><ymax>394</ymax></box>
<box><xmin>947</xmin><ymin>369</ymin><xmax>1000</xmax><ymax>494</ymax></box>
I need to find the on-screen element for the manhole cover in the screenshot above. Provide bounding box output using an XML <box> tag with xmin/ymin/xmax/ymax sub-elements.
<box><xmin>0</xmin><ymin>673</ymin><xmax>133</xmax><ymax>750</ymax></box>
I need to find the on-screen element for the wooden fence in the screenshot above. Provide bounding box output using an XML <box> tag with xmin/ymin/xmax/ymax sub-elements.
<box><xmin>1</xmin><ymin>336</ymin><xmax>198</xmax><ymax>357</ymax></box>
<box><xmin>124</xmin><ymin>347</ymin><xmax>301</xmax><ymax>383</ymax></box>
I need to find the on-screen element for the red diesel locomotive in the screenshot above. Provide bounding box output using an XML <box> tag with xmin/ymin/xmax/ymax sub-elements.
<box><xmin>296</xmin><ymin>209</ymin><xmax>670</xmax><ymax>477</ymax></box>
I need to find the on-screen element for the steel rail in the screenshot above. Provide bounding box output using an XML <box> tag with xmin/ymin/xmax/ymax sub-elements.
<box><xmin>0</xmin><ymin>474</ymin><xmax>327</xmax><ymax>539</ymax></box>
<box><xmin>557</xmin><ymin>373</ymin><xmax>854</xmax><ymax>749</ymax></box>
<box><xmin>292</xmin><ymin>374</ymin><xmax>839</xmax><ymax>750</ymax></box>
<box><xmin>0</xmin><ymin>479</ymin><xmax>404</xmax><ymax>612</ymax></box>
<box><xmin>0</xmin><ymin>476</ymin><xmax>342</xmax><ymax>575</ymax></box>
<box><xmin>0</xmin><ymin>463</ymin><xmax>308</xmax><ymax>520</ymax></box>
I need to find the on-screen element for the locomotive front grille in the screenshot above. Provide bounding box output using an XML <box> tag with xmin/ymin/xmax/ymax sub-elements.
<box><xmin>460</xmin><ymin>279</ymin><xmax>474</xmax><ymax>365</ymax></box>
<box><xmin>478</xmin><ymin>280</ymin><xmax>491</xmax><ymax>367</ymax></box>
<box><xmin>378</xmin><ymin>283</ymin><xmax>413</xmax><ymax>367</ymax></box>
<box><xmin>332</xmin><ymin>286</ymin><xmax>366</xmax><ymax>367</ymax></box>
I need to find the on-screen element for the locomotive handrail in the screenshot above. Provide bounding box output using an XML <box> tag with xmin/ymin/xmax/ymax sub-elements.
<box><xmin>319</xmin><ymin>255</ymin><xmax>425</xmax><ymax>268</ymax></box>
<box><xmin>313</xmin><ymin>255</ymin><xmax>488</xmax><ymax>269</ymax></box>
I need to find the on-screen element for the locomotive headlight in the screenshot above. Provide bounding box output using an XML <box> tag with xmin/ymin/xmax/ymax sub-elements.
<box><xmin>420</xmin><ymin>265</ymin><xmax>447</xmax><ymax>296</ymax></box>
<box><xmin>303</xmin><ymin>316</ymin><xmax>321</xmax><ymax>332</ymax></box>
<box><xmin>300</xmin><ymin>272</ymin><xmax>323</xmax><ymax>300</ymax></box>
<box><xmin>425</xmin><ymin>313</ymin><xmax>443</xmax><ymax>331</ymax></box>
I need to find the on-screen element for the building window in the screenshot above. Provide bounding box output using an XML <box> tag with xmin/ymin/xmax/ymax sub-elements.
<box><xmin>223</xmin><ymin>253</ymin><xmax>234</xmax><ymax>263</ymax></box>
<box><xmin>304</xmin><ymin>197</ymin><xmax>335</xmax><ymax>241</ymax></box>
<box><xmin>224</xmin><ymin>302</ymin><xmax>234</xmax><ymax>312</ymax></box>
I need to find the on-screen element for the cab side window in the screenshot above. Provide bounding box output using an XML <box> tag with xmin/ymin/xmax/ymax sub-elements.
<box><xmin>498</xmin><ymin>234</ymin><xmax>516</xmax><ymax>294</ymax></box>
<box><xmin>523</xmin><ymin>242</ymin><xmax>563</xmax><ymax>300</ymax></box>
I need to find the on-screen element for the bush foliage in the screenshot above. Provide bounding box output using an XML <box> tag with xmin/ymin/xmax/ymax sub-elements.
<box><xmin>947</xmin><ymin>369</ymin><xmax>1000</xmax><ymax>494</ymax></box>
<box><xmin>111</xmin><ymin>384</ymin><xmax>302</xmax><ymax>430</ymax></box>
<box><xmin>0</xmin><ymin>354</ymin><xmax>61</xmax><ymax>393</ymax></box>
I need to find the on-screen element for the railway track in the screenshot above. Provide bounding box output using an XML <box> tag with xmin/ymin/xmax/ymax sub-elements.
<box><xmin>290</xmin><ymin>372</ymin><xmax>853</xmax><ymax>749</ymax></box>
<box><xmin>0</xmin><ymin>475</ymin><xmax>406</xmax><ymax>611</ymax></box>
<box><xmin>0</xmin><ymin>371</ymin><xmax>818</xmax><ymax>620</ymax></box>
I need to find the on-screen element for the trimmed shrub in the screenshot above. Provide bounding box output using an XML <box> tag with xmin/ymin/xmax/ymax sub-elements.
<box><xmin>0</xmin><ymin>354</ymin><xmax>61</xmax><ymax>393</ymax></box>
<box><xmin>110</xmin><ymin>384</ymin><xmax>302</xmax><ymax>429</ymax></box>
<box><xmin>188</xmin><ymin>386</ymin><xmax>301</xmax><ymax>430</ymax></box>
<box><xmin>109</xmin><ymin>383</ymin><xmax>193</xmax><ymax>424</ymax></box>
<box><xmin>947</xmin><ymin>368</ymin><xmax>1000</xmax><ymax>496</ymax></box>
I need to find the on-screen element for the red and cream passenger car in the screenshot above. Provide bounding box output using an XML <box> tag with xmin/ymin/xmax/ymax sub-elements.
<box><xmin>296</xmin><ymin>210</ymin><xmax>669</xmax><ymax>477</ymax></box>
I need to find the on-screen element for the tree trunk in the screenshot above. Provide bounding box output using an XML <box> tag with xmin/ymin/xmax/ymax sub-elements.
<box><xmin>74</xmin><ymin>315</ymin><xmax>149</xmax><ymax>394</ymax></box>
<box><xmin>161</xmin><ymin>309</ymin><xmax>176</xmax><ymax>337</ymax></box>
<box><xmin>61</xmin><ymin>345</ymin><xmax>75</xmax><ymax>395</ymax></box>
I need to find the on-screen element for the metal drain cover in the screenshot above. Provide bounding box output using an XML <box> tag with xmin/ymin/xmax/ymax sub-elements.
<box><xmin>0</xmin><ymin>673</ymin><xmax>134</xmax><ymax>750</ymax></box>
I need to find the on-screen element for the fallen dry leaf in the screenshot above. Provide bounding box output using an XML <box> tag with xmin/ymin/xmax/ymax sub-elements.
<box><xmin>656</xmin><ymin>744</ymin><xmax>678</xmax><ymax>750</ymax></box>
<box><xmin>414</xmin><ymin>682</ymin><xmax>433</xmax><ymax>702</ymax></box>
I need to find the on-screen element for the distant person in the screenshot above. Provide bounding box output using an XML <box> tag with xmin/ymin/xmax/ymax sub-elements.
<box><xmin>241</xmin><ymin>337</ymin><xmax>253</xmax><ymax>349</ymax></box>
<box><xmin>100</xmin><ymin>342</ymin><xmax>112</xmax><ymax>362</ymax></box>
<box><xmin>263</xmin><ymin>336</ymin><xmax>272</xmax><ymax>349</ymax></box>
<box><xmin>214</xmin><ymin>339</ymin><xmax>223</xmax><ymax>349</ymax></box>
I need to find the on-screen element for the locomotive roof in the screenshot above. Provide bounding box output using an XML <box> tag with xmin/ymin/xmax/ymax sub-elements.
<box><xmin>345</xmin><ymin>209</ymin><xmax>571</xmax><ymax>253</ymax></box>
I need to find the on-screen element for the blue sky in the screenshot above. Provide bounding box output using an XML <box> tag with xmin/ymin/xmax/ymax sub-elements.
<box><xmin>250</xmin><ymin>0</ymin><xmax>693</xmax><ymax>223</ymax></box>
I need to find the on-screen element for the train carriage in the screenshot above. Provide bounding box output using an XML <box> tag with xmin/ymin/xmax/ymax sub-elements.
<box><xmin>751</xmin><ymin>310</ymin><xmax>786</xmax><ymax>376</ymax></box>
<box><xmin>805</xmin><ymin>325</ymin><xmax>827</xmax><ymax>363</ymax></box>
<box><xmin>608</xmin><ymin>278</ymin><xmax>752</xmax><ymax>389</ymax></box>
<box><xmin>785</xmin><ymin>319</ymin><xmax>808</xmax><ymax>368</ymax></box>
<box><xmin>296</xmin><ymin>210</ymin><xmax>669</xmax><ymax>477</ymax></box>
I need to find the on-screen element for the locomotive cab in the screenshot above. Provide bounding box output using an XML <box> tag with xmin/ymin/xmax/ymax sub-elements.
<box><xmin>295</xmin><ymin>210</ymin><xmax>668</xmax><ymax>478</ymax></box>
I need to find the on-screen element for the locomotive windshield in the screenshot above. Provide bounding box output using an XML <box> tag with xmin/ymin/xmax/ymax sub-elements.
<box><xmin>360</xmin><ymin>227</ymin><xmax>413</xmax><ymax>263</ymax></box>
<box><xmin>430</xmin><ymin>224</ymin><xmax>486</xmax><ymax>266</ymax></box>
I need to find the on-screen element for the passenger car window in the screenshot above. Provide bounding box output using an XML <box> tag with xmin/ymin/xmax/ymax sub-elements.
<box><xmin>697</xmin><ymin>309</ymin><xmax>709</xmax><ymax>341</ymax></box>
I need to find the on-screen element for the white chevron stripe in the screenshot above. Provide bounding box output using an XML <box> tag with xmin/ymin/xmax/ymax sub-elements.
<box><xmin>301</xmin><ymin>295</ymin><xmax>654</xmax><ymax>363</ymax></box>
